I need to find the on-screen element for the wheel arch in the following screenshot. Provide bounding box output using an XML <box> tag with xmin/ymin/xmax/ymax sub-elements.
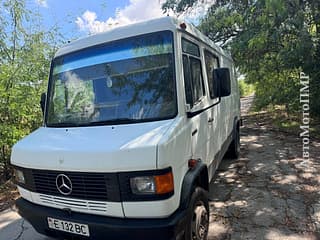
<box><xmin>179</xmin><ymin>162</ymin><xmax>209</xmax><ymax>210</ymax></box>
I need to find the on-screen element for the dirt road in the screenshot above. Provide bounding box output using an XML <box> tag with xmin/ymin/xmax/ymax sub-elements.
<box><xmin>1</xmin><ymin>95</ymin><xmax>319</xmax><ymax>240</ymax></box>
<box><xmin>208</xmin><ymin>96</ymin><xmax>320</xmax><ymax>239</ymax></box>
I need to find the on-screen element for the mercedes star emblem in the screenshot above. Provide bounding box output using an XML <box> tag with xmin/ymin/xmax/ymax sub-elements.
<box><xmin>56</xmin><ymin>174</ymin><xmax>72</xmax><ymax>195</ymax></box>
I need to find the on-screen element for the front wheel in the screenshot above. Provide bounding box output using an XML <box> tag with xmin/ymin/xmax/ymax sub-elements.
<box><xmin>184</xmin><ymin>187</ymin><xmax>209</xmax><ymax>240</ymax></box>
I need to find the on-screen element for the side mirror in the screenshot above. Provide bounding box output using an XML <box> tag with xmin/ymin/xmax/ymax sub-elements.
<box><xmin>213</xmin><ymin>68</ymin><xmax>231</xmax><ymax>97</ymax></box>
<box><xmin>40</xmin><ymin>92</ymin><xmax>46</xmax><ymax>115</ymax></box>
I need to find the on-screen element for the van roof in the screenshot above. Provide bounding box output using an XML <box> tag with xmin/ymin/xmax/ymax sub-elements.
<box><xmin>55</xmin><ymin>16</ymin><xmax>231</xmax><ymax>60</ymax></box>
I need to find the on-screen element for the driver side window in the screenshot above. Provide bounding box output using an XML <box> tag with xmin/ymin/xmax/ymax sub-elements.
<box><xmin>182</xmin><ymin>38</ymin><xmax>205</xmax><ymax>108</ymax></box>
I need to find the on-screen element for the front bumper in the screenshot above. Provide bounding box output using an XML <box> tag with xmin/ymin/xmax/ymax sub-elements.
<box><xmin>16</xmin><ymin>198</ymin><xmax>187</xmax><ymax>240</ymax></box>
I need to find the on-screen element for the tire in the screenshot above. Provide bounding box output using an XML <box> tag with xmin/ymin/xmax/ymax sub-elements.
<box><xmin>184</xmin><ymin>187</ymin><xmax>209</xmax><ymax>240</ymax></box>
<box><xmin>226</xmin><ymin>123</ymin><xmax>240</xmax><ymax>159</ymax></box>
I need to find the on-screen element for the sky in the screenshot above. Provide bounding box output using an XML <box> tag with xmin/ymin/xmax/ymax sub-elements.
<box><xmin>28</xmin><ymin>0</ymin><xmax>214</xmax><ymax>40</ymax></box>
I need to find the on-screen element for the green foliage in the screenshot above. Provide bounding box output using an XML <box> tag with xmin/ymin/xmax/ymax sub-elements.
<box><xmin>163</xmin><ymin>0</ymin><xmax>320</xmax><ymax>116</ymax></box>
<box><xmin>0</xmin><ymin>0</ymin><xmax>63</xmax><ymax>180</ymax></box>
<box><xmin>162</xmin><ymin>0</ymin><xmax>198</xmax><ymax>14</ymax></box>
<box><xmin>253</xmin><ymin>70</ymin><xmax>301</xmax><ymax>112</ymax></box>
<box><xmin>238</xmin><ymin>79</ymin><xmax>254</xmax><ymax>98</ymax></box>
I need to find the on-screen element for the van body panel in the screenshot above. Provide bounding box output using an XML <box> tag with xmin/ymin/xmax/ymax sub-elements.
<box><xmin>11</xmin><ymin>120</ymin><xmax>174</xmax><ymax>172</ymax></box>
<box><xmin>55</xmin><ymin>18</ymin><xmax>180</xmax><ymax>58</ymax></box>
<box><xmin>122</xmin><ymin>197</ymin><xmax>177</xmax><ymax>218</ymax></box>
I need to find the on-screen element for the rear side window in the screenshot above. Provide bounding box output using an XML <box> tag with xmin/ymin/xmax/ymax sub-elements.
<box><xmin>204</xmin><ymin>50</ymin><xmax>219</xmax><ymax>99</ymax></box>
<box><xmin>182</xmin><ymin>39</ymin><xmax>200</xmax><ymax>57</ymax></box>
<box><xmin>182</xmin><ymin>38</ymin><xmax>205</xmax><ymax>108</ymax></box>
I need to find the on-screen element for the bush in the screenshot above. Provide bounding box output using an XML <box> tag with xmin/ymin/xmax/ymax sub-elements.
<box><xmin>238</xmin><ymin>79</ymin><xmax>254</xmax><ymax>97</ymax></box>
<box><xmin>252</xmin><ymin>70</ymin><xmax>300</xmax><ymax>113</ymax></box>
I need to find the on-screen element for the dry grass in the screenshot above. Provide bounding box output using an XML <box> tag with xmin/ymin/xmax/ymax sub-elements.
<box><xmin>248</xmin><ymin>106</ymin><xmax>320</xmax><ymax>140</ymax></box>
<box><xmin>0</xmin><ymin>180</ymin><xmax>19</xmax><ymax>211</ymax></box>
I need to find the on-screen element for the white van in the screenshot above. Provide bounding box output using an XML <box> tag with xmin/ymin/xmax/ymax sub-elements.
<box><xmin>11</xmin><ymin>17</ymin><xmax>240</xmax><ymax>240</ymax></box>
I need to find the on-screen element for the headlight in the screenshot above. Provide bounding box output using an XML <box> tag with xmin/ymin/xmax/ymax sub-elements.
<box><xmin>130</xmin><ymin>176</ymin><xmax>156</xmax><ymax>194</ymax></box>
<box><xmin>130</xmin><ymin>171</ymin><xmax>174</xmax><ymax>195</ymax></box>
<box><xmin>14</xmin><ymin>169</ymin><xmax>25</xmax><ymax>184</ymax></box>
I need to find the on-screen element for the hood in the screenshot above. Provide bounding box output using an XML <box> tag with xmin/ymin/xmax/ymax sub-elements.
<box><xmin>11</xmin><ymin>119</ymin><xmax>174</xmax><ymax>172</ymax></box>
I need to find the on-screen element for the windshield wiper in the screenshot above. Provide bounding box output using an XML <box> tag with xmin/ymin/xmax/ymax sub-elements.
<box><xmin>47</xmin><ymin>118</ymin><xmax>141</xmax><ymax>128</ymax></box>
<box><xmin>47</xmin><ymin>121</ymin><xmax>87</xmax><ymax>128</ymax></box>
<box><xmin>88</xmin><ymin>118</ymin><xmax>140</xmax><ymax>126</ymax></box>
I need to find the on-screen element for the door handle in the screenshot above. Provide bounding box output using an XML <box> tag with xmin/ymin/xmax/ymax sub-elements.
<box><xmin>208</xmin><ymin>117</ymin><xmax>214</xmax><ymax>123</ymax></box>
<box><xmin>192</xmin><ymin>129</ymin><xmax>198</xmax><ymax>136</ymax></box>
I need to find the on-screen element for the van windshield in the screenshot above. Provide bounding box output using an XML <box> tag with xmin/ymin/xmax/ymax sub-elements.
<box><xmin>46</xmin><ymin>31</ymin><xmax>177</xmax><ymax>127</ymax></box>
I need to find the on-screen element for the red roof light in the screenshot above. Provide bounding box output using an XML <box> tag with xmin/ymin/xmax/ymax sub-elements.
<box><xmin>180</xmin><ymin>22</ymin><xmax>187</xmax><ymax>30</ymax></box>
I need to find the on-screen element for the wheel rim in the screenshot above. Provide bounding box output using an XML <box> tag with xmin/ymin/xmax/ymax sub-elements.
<box><xmin>191</xmin><ymin>201</ymin><xmax>209</xmax><ymax>240</ymax></box>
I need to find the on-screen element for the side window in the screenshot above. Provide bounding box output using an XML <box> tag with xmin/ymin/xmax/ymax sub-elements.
<box><xmin>190</xmin><ymin>57</ymin><xmax>204</xmax><ymax>103</ymax></box>
<box><xmin>183</xmin><ymin>55</ymin><xmax>193</xmax><ymax>106</ymax></box>
<box><xmin>182</xmin><ymin>38</ymin><xmax>205</xmax><ymax>108</ymax></box>
<box><xmin>204</xmin><ymin>50</ymin><xmax>219</xmax><ymax>99</ymax></box>
<box><xmin>182</xmin><ymin>39</ymin><xmax>200</xmax><ymax>57</ymax></box>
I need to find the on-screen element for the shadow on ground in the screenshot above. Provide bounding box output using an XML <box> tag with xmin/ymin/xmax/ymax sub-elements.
<box><xmin>207</xmin><ymin>114</ymin><xmax>320</xmax><ymax>240</ymax></box>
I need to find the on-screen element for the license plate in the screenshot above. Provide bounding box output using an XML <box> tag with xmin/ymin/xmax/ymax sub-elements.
<box><xmin>47</xmin><ymin>217</ymin><xmax>90</xmax><ymax>236</ymax></box>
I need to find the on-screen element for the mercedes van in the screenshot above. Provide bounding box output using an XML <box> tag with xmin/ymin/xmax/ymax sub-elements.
<box><xmin>11</xmin><ymin>17</ymin><xmax>240</xmax><ymax>240</ymax></box>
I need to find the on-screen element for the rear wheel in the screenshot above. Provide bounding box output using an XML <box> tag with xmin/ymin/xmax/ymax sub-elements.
<box><xmin>184</xmin><ymin>187</ymin><xmax>209</xmax><ymax>240</ymax></box>
<box><xmin>226</xmin><ymin>123</ymin><xmax>240</xmax><ymax>159</ymax></box>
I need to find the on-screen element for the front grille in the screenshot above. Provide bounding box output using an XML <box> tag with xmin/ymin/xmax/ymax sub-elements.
<box><xmin>32</xmin><ymin>170</ymin><xmax>121</xmax><ymax>202</ymax></box>
<box><xmin>38</xmin><ymin>193</ymin><xmax>108</xmax><ymax>214</ymax></box>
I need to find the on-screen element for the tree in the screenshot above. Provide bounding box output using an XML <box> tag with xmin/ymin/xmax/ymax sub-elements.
<box><xmin>163</xmin><ymin>0</ymin><xmax>320</xmax><ymax>116</ymax></box>
<box><xmin>0</xmin><ymin>0</ymin><xmax>62</xmax><ymax>180</ymax></box>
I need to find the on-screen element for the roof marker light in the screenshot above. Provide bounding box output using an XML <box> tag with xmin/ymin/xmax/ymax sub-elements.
<box><xmin>180</xmin><ymin>22</ymin><xmax>187</xmax><ymax>30</ymax></box>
